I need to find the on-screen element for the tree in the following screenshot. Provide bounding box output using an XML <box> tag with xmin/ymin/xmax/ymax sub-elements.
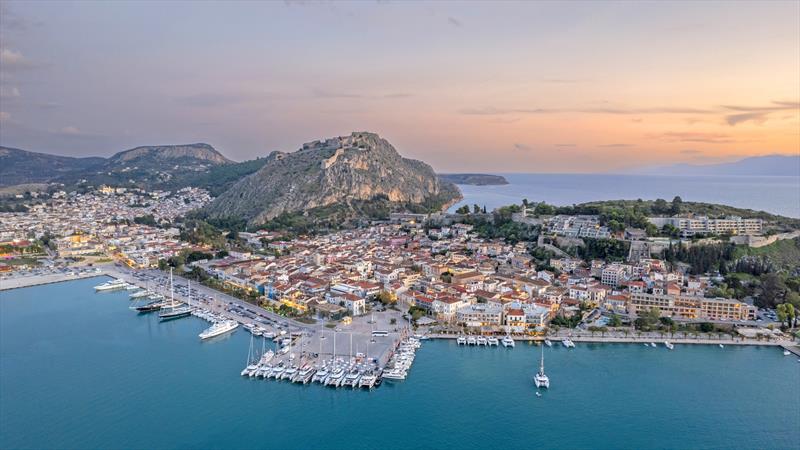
<box><xmin>777</xmin><ymin>303</ymin><xmax>795</xmax><ymax>329</ymax></box>
<box><xmin>653</xmin><ymin>198</ymin><xmax>669</xmax><ymax>215</ymax></box>
<box><xmin>473</xmin><ymin>204</ymin><xmax>481</xmax><ymax>214</ymax></box>
<box><xmin>133</xmin><ymin>214</ymin><xmax>157</xmax><ymax>227</ymax></box>
<box><xmin>534</xmin><ymin>202</ymin><xmax>555</xmax><ymax>216</ymax></box>
<box><xmin>757</xmin><ymin>273</ymin><xmax>787</xmax><ymax>309</ymax></box>
<box><xmin>608</xmin><ymin>314</ymin><xmax>622</xmax><ymax>327</ymax></box>
<box><xmin>455</xmin><ymin>205</ymin><xmax>470</xmax><ymax>215</ymax></box>
<box><xmin>376</xmin><ymin>290</ymin><xmax>396</xmax><ymax>305</ymax></box>
<box><xmin>699</xmin><ymin>322</ymin><xmax>714</xmax><ymax>333</ymax></box>
<box><xmin>670</xmin><ymin>196</ymin><xmax>683</xmax><ymax>215</ymax></box>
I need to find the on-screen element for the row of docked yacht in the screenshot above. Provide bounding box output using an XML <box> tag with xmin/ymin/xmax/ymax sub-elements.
<box><xmin>457</xmin><ymin>335</ymin><xmax>515</xmax><ymax>348</ymax></box>
<box><xmin>381</xmin><ymin>336</ymin><xmax>422</xmax><ymax>381</ymax></box>
<box><xmin>561</xmin><ymin>338</ymin><xmax>576</xmax><ymax>348</ymax></box>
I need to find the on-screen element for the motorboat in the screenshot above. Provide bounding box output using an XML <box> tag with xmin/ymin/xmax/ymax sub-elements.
<box><xmin>501</xmin><ymin>336</ymin><xmax>515</xmax><ymax>348</ymax></box>
<box><xmin>94</xmin><ymin>279</ymin><xmax>127</xmax><ymax>291</ymax></box>
<box><xmin>199</xmin><ymin>320</ymin><xmax>239</xmax><ymax>340</ymax></box>
<box><xmin>487</xmin><ymin>337</ymin><xmax>499</xmax><ymax>346</ymax></box>
<box><xmin>457</xmin><ymin>336</ymin><xmax>467</xmax><ymax>345</ymax></box>
<box><xmin>664</xmin><ymin>341</ymin><xmax>674</xmax><ymax>350</ymax></box>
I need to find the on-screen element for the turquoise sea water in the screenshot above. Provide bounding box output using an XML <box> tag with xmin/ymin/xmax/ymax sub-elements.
<box><xmin>449</xmin><ymin>174</ymin><xmax>800</xmax><ymax>218</ymax></box>
<box><xmin>2</xmin><ymin>277</ymin><xmax>799</xmax><ymax>450</ymax></box>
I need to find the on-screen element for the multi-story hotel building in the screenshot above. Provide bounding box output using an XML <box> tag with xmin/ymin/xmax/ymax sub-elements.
<box><xmin>628</xmin><ymin>292</ymin><xmax>756</xmax><ymax>321</ymax></box>
<box><xmin>648</xmin><ymin>216</ymin><xmax>763</xmax><ymax>236</ymax></box>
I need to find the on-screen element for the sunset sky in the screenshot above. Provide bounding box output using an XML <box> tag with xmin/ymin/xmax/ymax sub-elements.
<box><xmin>1</xmin><ymin>1</ymin><xmax>798</xmax><ymax>173</ymax></box>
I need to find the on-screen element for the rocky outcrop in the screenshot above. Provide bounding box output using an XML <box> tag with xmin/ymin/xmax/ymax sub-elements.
<box><xmin>203</xmin><ymin>132</ymin><xmax>461</xmax><ymax>225</ymax></box>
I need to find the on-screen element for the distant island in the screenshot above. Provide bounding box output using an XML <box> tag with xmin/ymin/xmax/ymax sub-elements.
<box><xmin>439</xmin><ymin>173</ymin><xmax>509</xmax><ymax>185</ymax></box>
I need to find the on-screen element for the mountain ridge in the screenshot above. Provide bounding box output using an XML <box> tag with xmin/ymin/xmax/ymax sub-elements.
<box><xmin>0</xmin><ymin>143</ymin><xmax>235</xmax><ymax>188</ymax></box>
<box><xmin>202</xmin><ymin>132</ymin><xmax>461</xmax><ymax>225</ymax></box>
<box><xmin>634</xmin><ymin>154</ymin><xmax>800</xmax><ymax>176</ymax></box>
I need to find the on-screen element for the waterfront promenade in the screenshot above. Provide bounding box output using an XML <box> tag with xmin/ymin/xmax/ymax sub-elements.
<box><xmin>427</xmin><ymin>332</ymin><xmax>799</xmax><ymax>350</ymax></box>
<box><xmin>0</xmin><ymin>269</ymin><xmax>104</xmax><ymax>291</ymax></box>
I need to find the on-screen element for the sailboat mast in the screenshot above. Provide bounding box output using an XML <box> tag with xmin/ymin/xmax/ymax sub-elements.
<box><xmin>170</xmin><ymin>268</ymin><xmax>174</xmax><ymax>307</ymax></box>
<box><xmin>540</xmin><ymin>341</ymin><xmax>545</xmax><ymax>373</ymax></box>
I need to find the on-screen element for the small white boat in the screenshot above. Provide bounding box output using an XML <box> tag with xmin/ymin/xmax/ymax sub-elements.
<box><xmin>457</xmin><ymin>336</ymin><xmax>467</xmax><ymax>345</ymax></box>
<box><xmin>544</xmin><ymin>339</ymin><xmax>552</xmax><ymax>347</ymax></box>
<box><xmin>476</xmin><ymin>336</ymin><xmax>488</xmax><ymax>346</ymax></box>
<box><xmin>487</xmin><ymin>337</ymin><xmax>499</xmax><ymax>346</ymax></box>
<box><xmin>643</xmin><ymin>343</ymin><xmax>649</xmax><ymax>347</ymax></box>
<box><xmin>467</xmin><ymin>336</ymin><xmax>477</xmax><ymax>346</ymax></box>
<box><xmin>199</xmin><ymin>320</ymin><xmax>239</xmax><ymax>340</ymax></box>
<box><xmin>381</xmin><ymin>368</ymin><xmax>406</xmax><ymax>381</ymax></box>
<box><xmin>94</xmin><ymin>279</ymin><xmax>127</xmax><ymax>291</ymax></box>
<box><xmin>535</xmin><ymin>391</ymin><xmax>542</xmax><ymax>397</ymax></box>
<box><xmin>784</xmin><ymin>350</ymin><xmax>791</xmax><ymax>356</ymax></box>
<box><xmin>501</xmin><ymin>336</ymin><xmax>515</xmax><ymax>348</ymax></box>
<box><xmin>650</xmin><ymin>342</ymin><xmax>657</xmax><ymax>348</ymax></box>
<box><xmin>719</xmin><ymin>344</ymin><xmax>724</xmax><ymax>348</ymax></box>
<box><xmin>664</xmin><ymin>341</ymin><xmax>674</xmax><ymax>350</ymax></box>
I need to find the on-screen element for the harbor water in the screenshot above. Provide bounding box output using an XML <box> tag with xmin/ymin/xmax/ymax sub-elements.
<box><xmin>448</xmin><ymin>173</ymin><xmax>800</xmax><ymax>218</ymax></box>
<box><xmin>2</xmin><ymin>277</ymin><xmax>799</xmax><ymax>449</ymax></box>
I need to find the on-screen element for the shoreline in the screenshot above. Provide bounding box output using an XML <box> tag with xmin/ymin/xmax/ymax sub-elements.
<box><xmin>4</xmin><ymin>267</ymin><xmax>798</xmax><ymax>357</ymax></box>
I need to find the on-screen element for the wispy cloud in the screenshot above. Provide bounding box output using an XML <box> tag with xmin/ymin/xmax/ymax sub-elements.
<box><xmin>174</xmin><ymin>93</ymin><xmax>249</xmax><ymax>107</ymax></box>
<box><xmin>514</xmin><ymin>143</ymin><xmax>532</xmax><ymax>151</ymax></box>
<box><xmin>460</xmin><ymin>105</ymin><xmax>716</xmax><ymax>116</ymax></box>
<box><xmin>447</xmin><ymin>16</ymin><xmax>462</xmax><ymax>27</ymax></box>
<box><xmin>726</xmin><ymin>112</ymin><xmax>769</xmax><ymax>126</ymax></box>
<box><xmin>382</xmin><ymin>93</ymin><xmax>413</xmax><ymax>99</ymax></box>
<box><xmin>59</xmin><ymin>126</ymin><xmax>82</xmax><ymax>136</ymax></box>
<box><xmin>680</xmin><ymin>149</ymin><xmax>703</xmax><ymax>155</ymax></box>
<box><xmin>597</xmin><ymin>143</ymin><xmax>633</xmax><ymax>148</ymax></box>
<box><xmin>311</xmin><ymin>87</ymin><xmax>414</xmax><ymax>100</ymax></box>
<box><xmin>721</xmin><ymin>100</ymin><xmax>799</xmax><ymax>126</ymax></box>
<box><xmin>555</xmin><ymin>144</ymin><xmax>576</xmax><ymax>147</ymax></box>
<box><xmin>460</xmin><ymin>100</ymin><xmax>800</xmax><ymax>125</ymax></box>
<box><xmin>654</xmin><ymin>132</ymin><xmax>735</xmax><ymax>144</ymax></box>
<box><xmin>311</xmin><ymin>87</ymin><xmax>363</xmax><ymax>99</ymax></box>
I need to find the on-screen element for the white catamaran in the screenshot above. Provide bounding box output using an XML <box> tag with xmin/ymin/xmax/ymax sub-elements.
<box><xmin>534</xmin><ymin>342</ymin><xmax>550</xmax><ymax>389</ymax></box>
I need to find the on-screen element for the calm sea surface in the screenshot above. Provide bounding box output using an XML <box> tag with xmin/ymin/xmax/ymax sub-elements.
<box><xmin>2</xmin><ymin>277</ymin><xmax>799</xmax><ymax>450</ymax></box>
<box><xmin>448</xmin><ymin>174</ymin><xmax>800</xmax><ymax>218</ymax></box>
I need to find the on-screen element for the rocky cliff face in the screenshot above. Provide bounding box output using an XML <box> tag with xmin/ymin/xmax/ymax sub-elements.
<box><xmin>203</xmin><ymin>132</ymin><xmax>460</xmax><ymax>224</ymax></box>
